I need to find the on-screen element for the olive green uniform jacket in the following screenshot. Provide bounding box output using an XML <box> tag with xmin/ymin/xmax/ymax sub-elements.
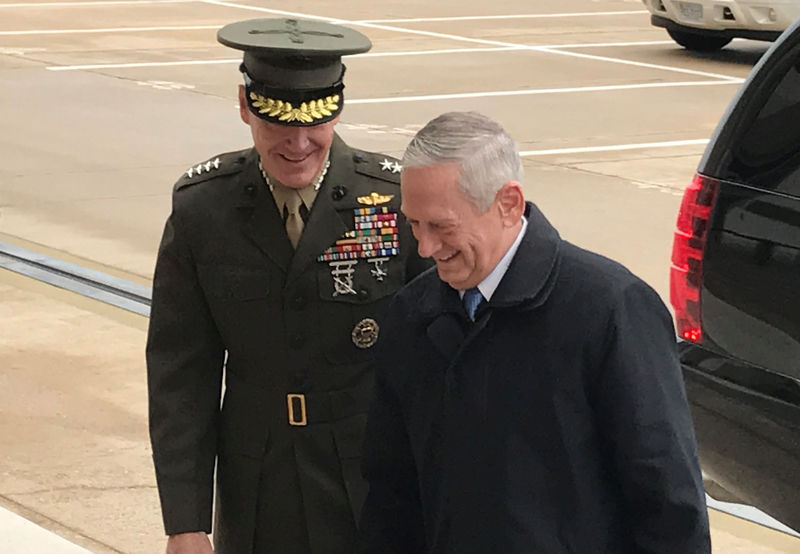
<box><xmin>146</xmin><ymin>135</ymin><xmax>431</xmax><ymax>554</ymax></box>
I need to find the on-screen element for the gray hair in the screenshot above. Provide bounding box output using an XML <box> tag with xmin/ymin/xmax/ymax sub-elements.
<box><xmin>402</xmin><ymin>112</ymin><xmax>523</xmax><ymax>212</ymax></box>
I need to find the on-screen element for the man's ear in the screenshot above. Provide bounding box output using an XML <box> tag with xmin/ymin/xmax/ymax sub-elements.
<box><xmin>495</xmin><ymin>181</ymin><xmax>525</xmax><ymax>226</ymax></box>
<box><xmin>238</xmin><ymin>85</ymin><xmax>250</xmax><ymax>125</ymax></box>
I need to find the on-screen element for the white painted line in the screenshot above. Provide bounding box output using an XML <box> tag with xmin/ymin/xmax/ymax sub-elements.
<box><xmin>348</xmin><ymin>81</ymin><xmax>736</xmax><ymax>105</ymax></box>
<box><xmin>356</xmin><ymin>11</ymin><xmax>648</xmax><ymax>24</ymax></box>
<box><xmin>47</xmin><ymin>58</ymin><xmax>237</xmax><ymax>71</ymax></box>
<box><xmin>12</xmin><ymin>0</ymin><xmax>736</xmax><ymax>83</ymax></box>
<box><xmin>538</xmin><ymin>47</ymin><xmax>745</xmax><ymax>82</ymax></box>
<box><xmin>546</xmin><ymin>40</ymin><xmax>676</xmax><ymax>49</ymax></box>
<box><xmin>519</xmin><ymin>139</ymin><xmax>710</xmax><ymax>157</ymax></box>
<box><xmin>41</xmin><ymin>42</ymin><xmax>678</xmax><ymax>72</ymax></box>
<box><xmin>196</xmin><ymin>1</ymin><xmax>742</xmax><ymax>82</ymax></box>
<box><xmin>0</xmin><ymin>507</ymin><xmax>91</xmax><ymax>554</ymax></box>
<box><xmin>0</xmin><ymin>0</ymin><xmax>192</xmax><ymax>6</ymax></box>
<box><xmin>45</xmin><ymin>47</ymin><xmax>527</xmax><ymax>71</ymax></box>
<box><xmin>356</xmin><ymin>45</ymin><xmax>525</xmax><ymax>57</ymax></box>
<box><xmin>196</xmin><ymin>0</ymin><xmax>348</xmax><ymax>22</ymax></box>
<box><xmin>0</xmin><ymin>25</ymin><xmax>218</xmax><ymax>36</ymax></box>
<box><xmin>706</xmin><ymin>496</ymin><xmax>800</xmax><ymax>538</ymax></box>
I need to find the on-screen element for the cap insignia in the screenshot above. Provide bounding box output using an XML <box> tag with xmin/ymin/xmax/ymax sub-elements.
<box><xmin>249</xmin><ymin>92</ymin><xmax>339</xmax><ymax>123</ymax></box>
<box><xmin>357</xmin><ymin>191</ymin><xmax>394</xmax><ymax>206</ymax></box>
<box><xmin>248</xmin><ymin>19</ymin><xmax>344</xmax><ymax>44</ymax></box>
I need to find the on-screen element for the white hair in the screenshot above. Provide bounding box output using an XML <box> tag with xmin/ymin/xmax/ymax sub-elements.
<box><xmin>402</xmin><ymin>111</ymin><xmax>523</xmax><ymax>211</ymax></box>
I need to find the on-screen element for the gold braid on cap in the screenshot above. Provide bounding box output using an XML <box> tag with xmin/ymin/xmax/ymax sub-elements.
<box><xmin>249</xmin><ymin>92</ymin><xmax>340</xmax><ymax>124</ymax></box>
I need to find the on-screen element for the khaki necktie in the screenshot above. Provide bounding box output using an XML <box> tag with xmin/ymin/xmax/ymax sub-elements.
<box><xmin>276</xmin><ymin>188</ymin><xmax>305</xmax><ymax>248</ymax></box>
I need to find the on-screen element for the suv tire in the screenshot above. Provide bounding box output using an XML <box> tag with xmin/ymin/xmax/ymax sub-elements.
<box><xmin>667</xmin><ymin>29</ymin><xmax>733</xmax><ymax>51</ymax></box>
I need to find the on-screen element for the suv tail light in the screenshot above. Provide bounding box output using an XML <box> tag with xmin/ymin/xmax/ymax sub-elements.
<box><xmin>670</xmin><ymin>173</ymin><xmax>719</xmax><ymax>343</ymax></box>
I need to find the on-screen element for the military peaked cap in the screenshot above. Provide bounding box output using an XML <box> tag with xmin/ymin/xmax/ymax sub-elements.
<box><xmin>217</xmin><ymin>18</ymin><xmax>372</xmax><ymax>126</ymax></box>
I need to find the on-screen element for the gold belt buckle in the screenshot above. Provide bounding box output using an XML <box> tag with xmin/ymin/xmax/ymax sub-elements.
<box><xmin>287</xmin><ymin>394</ymin><xmax>307</xmax><ymax>426</ymax></box>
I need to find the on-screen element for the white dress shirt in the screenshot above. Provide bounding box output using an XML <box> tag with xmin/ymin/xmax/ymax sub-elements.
<box><xmin>459</xmin><ymin>216</ymin><xmax>528</xmax><ymax>301</ymax></box>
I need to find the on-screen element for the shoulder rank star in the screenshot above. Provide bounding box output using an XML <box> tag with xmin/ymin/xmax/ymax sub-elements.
<box><xmin>186</xmin><ymin>157</ymin><xmax>221</xmax><ymax>178</ymax></box>
<box><xmin>380</xmin><ymin>158</ymin><xmax>402</xmax><ymax>174</ymax></box>
<box><xmin>357</xmin><ymin>191</ymin><xmax>394</xmax><ymax>206</ymax></box>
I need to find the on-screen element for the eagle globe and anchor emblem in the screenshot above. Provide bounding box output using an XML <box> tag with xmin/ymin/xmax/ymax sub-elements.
<box><xmin>352</xmin><ymin>318</ymin><xmax>380</xmax><ymax>349</ymax></box>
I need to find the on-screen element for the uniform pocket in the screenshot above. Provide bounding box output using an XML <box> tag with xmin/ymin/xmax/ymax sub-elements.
<box><xmin>316</xmin><ymin>259</ymin><xmax>404</xmax><ymax>365</ymax></box>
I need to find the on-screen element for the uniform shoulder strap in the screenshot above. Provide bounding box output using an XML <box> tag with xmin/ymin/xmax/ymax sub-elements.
<box><xmin>173</xmin><ymin>149</ymin><xmax>249</xmax><ymax>192</ymax></box>
<box><xmin>352</xmin><ymin>150</ymin><xmax>402</xmax><ymax>185</ymax></box>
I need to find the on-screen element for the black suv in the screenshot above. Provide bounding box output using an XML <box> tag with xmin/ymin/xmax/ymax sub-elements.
<box><xmin>670</xmin><ymin>19</ymin><xmax>800</xmax><ymax>532</ymax></box>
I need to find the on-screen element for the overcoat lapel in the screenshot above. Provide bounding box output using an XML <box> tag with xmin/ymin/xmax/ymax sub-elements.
<box><xmin>423</xmin><ymin>202</ymin><xmax>562</xmax><ymax>363</ymax></box>
<box><xmin>234</xmin><ymin>148</ymin><xmax>293</xmax><ymax>273</ymax></box>
<box><xmin>425</xmin><ymin>282</ymin><xmax>468</xmax><ymax>362</ymax></box>
<box><xmin>287</xmin><ymin>135</ymin><xmax>350</xmax><ymax>282</ymax></box>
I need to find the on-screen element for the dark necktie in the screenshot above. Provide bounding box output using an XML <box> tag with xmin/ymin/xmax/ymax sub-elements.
<box><xmin>462</xmin><ymin>287</ymin><xmax>484</xmax><ymax>321</ymax></box>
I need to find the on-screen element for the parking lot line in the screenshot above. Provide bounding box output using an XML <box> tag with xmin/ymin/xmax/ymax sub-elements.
<box><xmin>196</xmin><ymin>1</ymin><xmax>744</xmax><ymax>82</ymax></box>
<box><xmin>45</xmin><ymin>47</ymin><xmax>528</xmax><ymax>71</ymax></box>
<box><xmin>347</xmin><ymin>81</ymin><xmax>737</xmax><ymax>105</ymax></box>
<box><xmin>355</xmin><ymin>11</ymin><xmax>648</xmax><ymax>23</ymax></box>
<box><xmin>519</xmin><ymin>138</ymin><xmax>711</xmax><ymax>157</ymax></box>
<box><xmin>539</xmin><ymin>47</ymin><xmax>744</xmax><ymax>81</ymax></box>
<box><xmin>1</xmin><ymin>0</ymin><xmax>737</xmax><ymax>83</ymax></box>
<box><xmin>0</xmin><ymin>0</ymin><xmax>193</xmax><ymax>7</ymax></box>
<box><xmin>43</xmin><ymin>42</ymin><xmax>679</xmax><ymax>72</ymax></box>
<box><xmin>0</xmin><ymin>25</ymin><xmax>219</xmax><ymax>36</ymax></box>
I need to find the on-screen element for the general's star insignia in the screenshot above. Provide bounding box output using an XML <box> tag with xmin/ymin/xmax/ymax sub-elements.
<box><xmin>392</xmin><ymin>162</ymin><xmax>402</xmax><ymax>174</ymax></box>
<box><xmin>380</xmin><ymin>158</ymin><xmax>394</xmax><ymax>172</ymax></box>
<box><xmin>357</xmin><ymin>191</ymin><xmax>394</xmax><ymax>206</ymax></box>
<box><xmin>185</xmin><ymin>157</ymin><xmax>221</xmax><ymax>179</ymax></box>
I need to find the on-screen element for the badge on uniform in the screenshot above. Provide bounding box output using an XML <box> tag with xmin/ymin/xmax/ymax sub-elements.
<box><xmin>318</xmin><ymin>193</ymin><xmax>401</xmax><ymax>293</ymax></box>
<box><xmin>352</xmin><ymin>318</ymin><xmax>379</xmax><ymax>349</ymax></box>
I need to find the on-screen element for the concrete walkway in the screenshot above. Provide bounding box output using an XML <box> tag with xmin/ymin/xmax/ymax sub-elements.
<box><xmin>0</xmin><ymin>507</ymin><xmax>91</xmax><ymax>554</ymax></box>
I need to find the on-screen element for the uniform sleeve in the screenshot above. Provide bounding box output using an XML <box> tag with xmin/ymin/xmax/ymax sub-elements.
<box><xmin>359</xmin><ymin>308</ymin><xmax>426</xmax><ymax>554</ymax></box>
<box><xmin>146</xmin><ymin>206</ymin><xmax>225</xmax><ymax>535</ymax></box>
<box><xmin>593</xmin><ymin>281</ymin><xmax>711</xmax><ymax>553</ymax></box>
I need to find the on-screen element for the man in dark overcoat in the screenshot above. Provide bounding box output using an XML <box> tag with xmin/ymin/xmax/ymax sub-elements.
<box><xmin>146</xmin><ymin>18</ymin><xmax>430</xmax><ymax>554</ymax></box>
<box><xmin>359</xmin><ymin>111</ymin><xmax>711</xmax><ymax>553</ymax></box>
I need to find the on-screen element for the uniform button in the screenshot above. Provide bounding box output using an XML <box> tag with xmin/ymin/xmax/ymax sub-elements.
<box><xmin>358</xmin><ymin>288</ymin><xmax>370</xmax><ymax>300</ymax></box>
<box><xmin>292</xmin><ymin>295</ymin><xmax>306</xmax><ymax>310</ymax></box>
<box><xmin>290</xmin><ymin>334</ymin><xmax>305</xmax><ymax>349</ymax></box>
<box><xmin>245</xmin><ymin>184</ymin><xmax>256</xmax><ymax>196</ymax></box>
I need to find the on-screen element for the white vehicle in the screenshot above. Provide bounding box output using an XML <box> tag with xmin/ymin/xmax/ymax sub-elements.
<box><xmin>642</xmin><ymin>0</ymin><xmax>800</xmax><ymax>51</ymax></box>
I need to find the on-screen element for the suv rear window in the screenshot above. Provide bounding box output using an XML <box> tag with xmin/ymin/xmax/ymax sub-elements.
<box><xmin>725</xmin><ymin>59</ymin><xmax>800</xmax><ymax>198</ymax></box>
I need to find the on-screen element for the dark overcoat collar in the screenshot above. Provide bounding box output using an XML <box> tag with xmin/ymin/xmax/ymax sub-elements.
<box><xmin>421</xmin><ymin>202</ymin><xmax>561</xmax><ymax>362</ymax></box>
<box><xmin>421</xmin><ymin>201</ymin><xmax>561</xmax><ymax>317</ymax></box>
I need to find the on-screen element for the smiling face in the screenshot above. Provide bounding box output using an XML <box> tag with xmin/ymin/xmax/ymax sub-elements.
<box><xmin>239</xmin><ymin>85</ymin><xmax>337</xmax><ymax>188</ymax></box>
<box><xmin>401</xmin><ymin>162</ymin><xmax>524</xmax><ymax>290</ymax></box>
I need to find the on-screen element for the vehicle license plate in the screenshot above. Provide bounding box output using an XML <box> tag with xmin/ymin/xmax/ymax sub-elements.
<box><xmin>678</xmin><ymin>2</ymin><xmax>703</xmax><ymax>21</ymax></box>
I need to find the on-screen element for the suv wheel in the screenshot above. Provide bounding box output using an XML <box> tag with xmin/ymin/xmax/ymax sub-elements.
<box><xmin>667</xmin><ymin>29</ymin><xmax>732</xmax><ymax>51</ymax></box>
